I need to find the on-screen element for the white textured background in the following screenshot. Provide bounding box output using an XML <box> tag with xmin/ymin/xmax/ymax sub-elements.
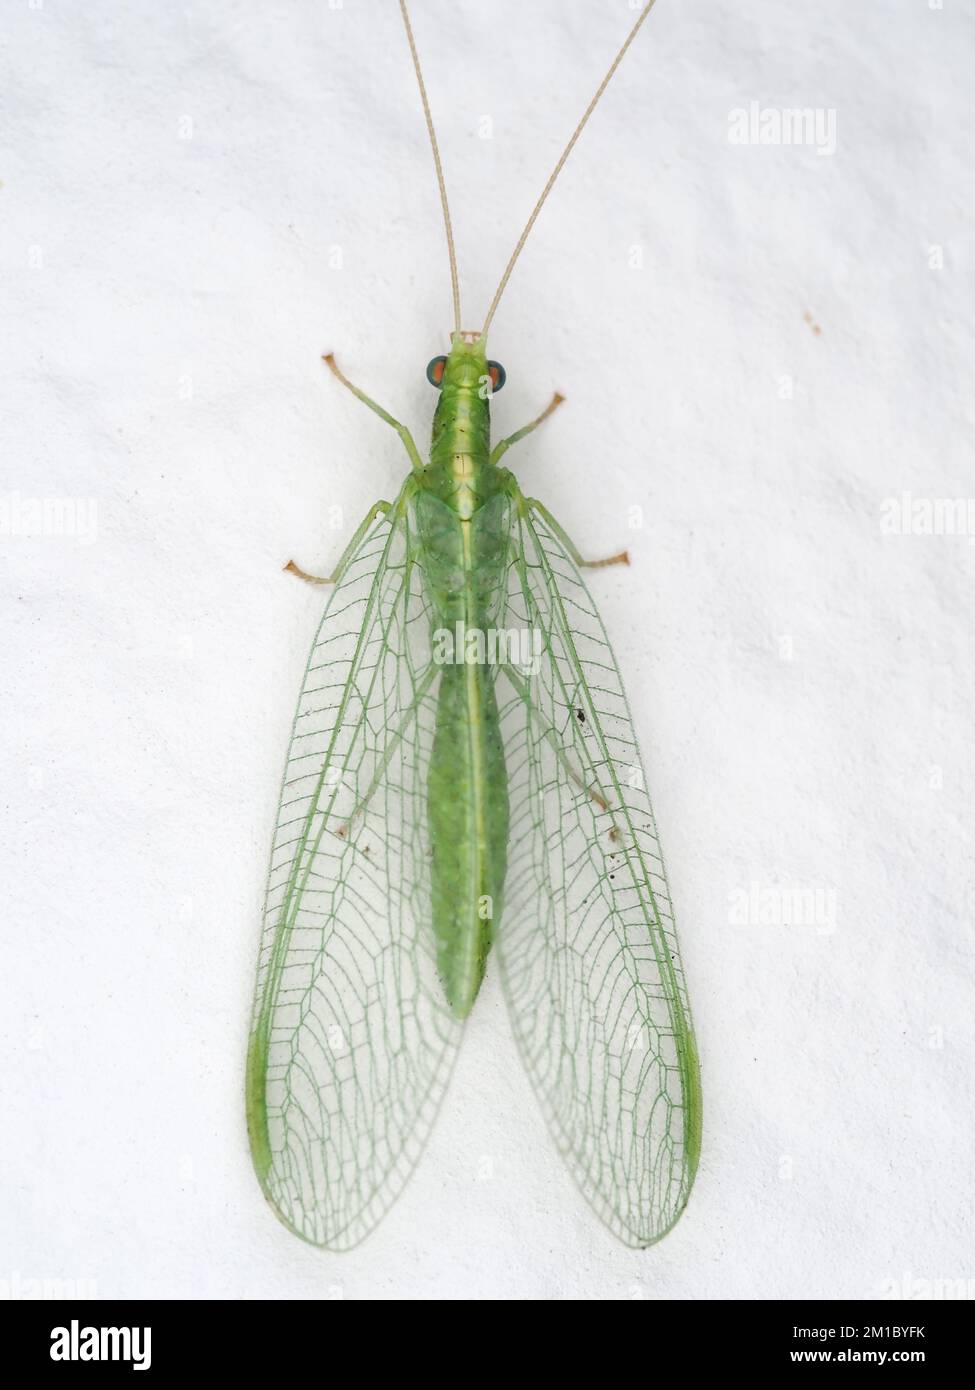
<box><xmin>2</xmin><ymin>0</ymin><xmax>973</xmax><ymax>1301</ymax></box>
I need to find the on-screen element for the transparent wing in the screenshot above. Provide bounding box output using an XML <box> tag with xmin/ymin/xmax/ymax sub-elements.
<box><xmin>246</xmin><ymin>484</ymin><xmax>462</xmax><ymax>1249</ymax></box>
<box><xmin>496</xmin><ymin>498</ymin><xmax>701</xmax><ymax>1246</ymax></box>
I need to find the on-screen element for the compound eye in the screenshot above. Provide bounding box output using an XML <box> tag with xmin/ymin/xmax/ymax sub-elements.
<box><xmin>487</xmin><ymin>360</ymin><xmax>506</xmax><ymax>393</ymax></box>
<box><xmin>426</xmin><ymin>356</ymin><xmax>447</xmax><ymax>388</ymax></box>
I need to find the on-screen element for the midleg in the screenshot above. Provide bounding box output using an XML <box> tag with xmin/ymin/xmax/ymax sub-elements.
<box><xmin>525</xmin><ymin>497</ymin><xmax>629</xmax><ymax>568</ymax></box>
<box><xmin>284</xmin><ymin>500</ymin><xmax>392</xmax><ymax>585</ymax></box>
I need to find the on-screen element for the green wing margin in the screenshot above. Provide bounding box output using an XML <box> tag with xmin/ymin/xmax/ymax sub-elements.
<box><xmin>495</xmin><ymin>493</ymin><xmax>702</xmax><ymax>1245</ymax></box>
<box><xmin>246</xmin><ymin>488</ymin><xmax>463</xmax><ymax>1249</ymax></box>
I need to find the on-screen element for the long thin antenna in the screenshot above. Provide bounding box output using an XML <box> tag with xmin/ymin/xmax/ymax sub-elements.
<box><xmin>399</xmin><ymin>0</ymin><xmax>462</xmax><ymax>335</ymax></box>
<box><xmin>481</xmin><ymin>0</ymin><xmax>660</xmax><ymax>339</ymax></box>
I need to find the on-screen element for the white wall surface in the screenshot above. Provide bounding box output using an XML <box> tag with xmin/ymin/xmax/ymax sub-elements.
<box><xmin>1</xmin><ymin>0</ymin><xmax>972</xmax><ymax>1300</ymax></box>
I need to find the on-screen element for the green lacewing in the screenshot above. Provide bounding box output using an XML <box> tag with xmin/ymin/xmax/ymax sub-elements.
<box><xmin>246</xmin><ymin>0</ymin><xmax>701</xmax><ymax>1249</ymax></box>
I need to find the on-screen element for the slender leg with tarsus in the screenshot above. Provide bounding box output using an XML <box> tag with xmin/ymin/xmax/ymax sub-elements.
<box><xmin>284</xmin><ymin>500</ymin><xmax>393</xmax><ymax>586</ymax></box>
<box><xmin>332</xmin><ymin>665</ymin><xmax>439</xmax><ymax>836</ymax></box>
<box><xmin>489</xmin><ymin>392</ymin><xmax>565</xmax><ymax>466</ymax></box>
<box><xmin>527</xmin><ymin>497</ymin><xmax>630</xmax><ymax>568</ymax></box>
<box><xmin>324</xmin><ymin>353</ymin><xmax>425</xmax><ymax>472</ymax></box>
<box><xmin>501</xmin><ymin>664</ymin><xmax>613</xmax><ymax>816</ymax></box>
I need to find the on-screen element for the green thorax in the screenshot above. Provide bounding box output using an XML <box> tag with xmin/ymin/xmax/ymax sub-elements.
<box><xmin>423</xmin><ymin>334</ymin><xmax>499</xmax><ymax>507</ymax></box>
<box><xmin>416</xmin><ymin>333</ymin><xmax>509</xmax><ymax>623</ymax></box>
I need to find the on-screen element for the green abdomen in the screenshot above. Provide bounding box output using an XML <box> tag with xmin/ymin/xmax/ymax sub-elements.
<box><xmin>417</xmin><ymin>474</ymin><xmax>510</xmax><ymax>1019</ymax></box>
<box><xmin>428</xmin><ymin>658</ymin><xmax>508</xmax><ymax>1018</ymax></box>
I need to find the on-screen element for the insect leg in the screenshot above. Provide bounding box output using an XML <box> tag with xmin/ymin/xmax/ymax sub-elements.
<box><xmin>324</xmin><ymin>353</ymin><xmax>425</xmax><ymax>471</ymax></box>
<box><xmin>283</xmin><ymin>500</ymin><xmax>394</xmax><ymax>585</ymax></box>
<box><xmin>500</xmin><ymin>665</ymin><xmax>613</xmax><ymax>815</ymax></box>
<box><xmin>489</xmin><ymin>392</ymin><xmax>564</xmax><ymax>466</ymax></box>
<box><xmin>331</xmin><ymin>662</ymin><xmax>439</xmax><ymax>838</ymax></box>
<box><xmin>525</xmin><ymin>497</ymin><xmax>629</xmax><ymax>569</ymax></box>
